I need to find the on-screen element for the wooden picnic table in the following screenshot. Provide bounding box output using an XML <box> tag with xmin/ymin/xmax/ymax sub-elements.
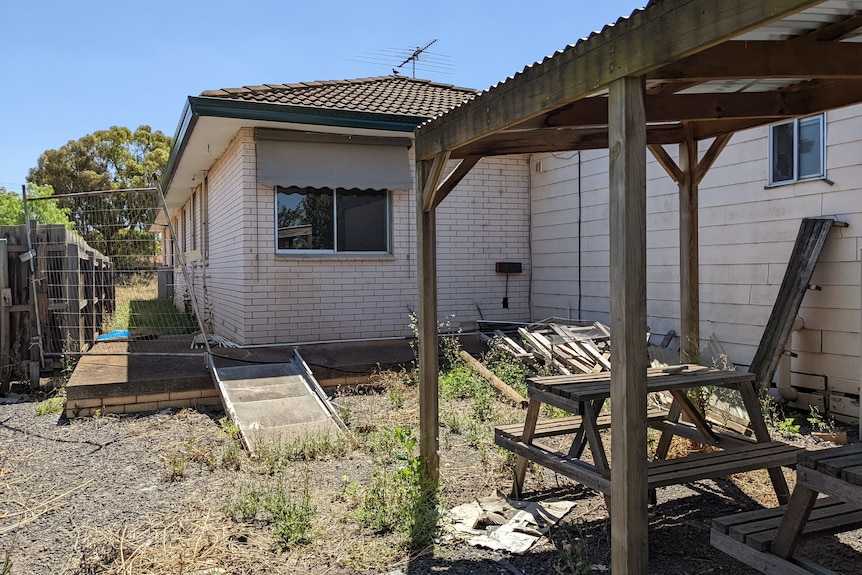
<box><xmin>495</xmin><ymin>364</ymin><xmax>798</xmax><ymax>502</ymax></box>
<box><xmin>711</xmin><ymin>443</ymin><xmax>862</xmax><ymax>574</ymax></box>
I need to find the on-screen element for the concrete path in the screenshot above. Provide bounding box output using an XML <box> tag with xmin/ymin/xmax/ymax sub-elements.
<box><xmin>213</xmin><ymin>358</ymin><xmax>341</xmax><ymax>450</ymax></box>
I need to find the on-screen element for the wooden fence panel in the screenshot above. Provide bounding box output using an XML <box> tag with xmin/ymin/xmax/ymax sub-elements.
<box><xmin>0</xmin><ymin>223</ymin><xmax>110</xmax><ymax>387</ymax></box>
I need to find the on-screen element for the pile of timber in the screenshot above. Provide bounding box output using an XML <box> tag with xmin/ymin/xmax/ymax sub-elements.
<box><xmin>490</xmin><ymin>319</ymin><xmax>612</xmax><ymax>375</ymax></box>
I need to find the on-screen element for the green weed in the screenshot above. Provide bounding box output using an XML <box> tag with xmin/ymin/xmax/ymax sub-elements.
<box><xmin>223</xmin><ymin>478</ymin><xmax>316</xmax><ymax>549</ymax></box>
<box><xmin>166</xmin><ymin>454</ymin><xmax>188</xmax><ymax>482</ymax></box>
<box><xmin>34</xmin><ymin>396</ymin><xmax>65</xmax><ymax>416</ymax></box>
<box><xmin>355</xmin><ymin>427</ymin><xmax>439</xmax><ymax>548</ymax></box>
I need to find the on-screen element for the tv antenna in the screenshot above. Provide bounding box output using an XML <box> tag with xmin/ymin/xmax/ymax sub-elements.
<box><xmin>397</xmin><ymin>39</ymin><xmax>437</xmax><ymax>78</ymax></box>
<box><xmin>351</xmin><ymin>39</ymin><xmax>453</xmax><ymax>79</ymax></box>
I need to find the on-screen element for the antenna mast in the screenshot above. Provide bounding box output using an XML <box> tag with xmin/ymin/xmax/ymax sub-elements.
<box><xmin>398</xmin><ymin>39</ymin><xmax>438</xmax><ymax>78</ymax></box>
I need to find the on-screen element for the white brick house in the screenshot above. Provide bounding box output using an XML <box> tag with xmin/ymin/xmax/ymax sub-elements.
<box><xmin>160</xmin><ymin>77</ymin><xmax>531</xmax><ymax>345</ymax></box>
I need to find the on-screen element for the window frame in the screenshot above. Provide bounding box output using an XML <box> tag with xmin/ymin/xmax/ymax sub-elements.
<box><xmin>274</xmin><ymin>186</ymin><xmax>392</xmax><ymax>256</ymax></box>
<box><xmin>768</xmin><ymin>113</ymin><xmax>826</xmax><ymax>186</ymax></box>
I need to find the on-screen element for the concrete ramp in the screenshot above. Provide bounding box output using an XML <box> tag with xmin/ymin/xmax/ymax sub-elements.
<box><xmin>212</xmin><ymin>353</ymin><xmax>343</xmax><ymax>450</ymax></box>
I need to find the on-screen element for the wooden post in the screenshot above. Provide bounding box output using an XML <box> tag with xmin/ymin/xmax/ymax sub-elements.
<box><xmin>417</xmin><ymin>158</ymin><xmax>440</xmax><ymax>483</ymax></box>
<box><xmin>679</xmin><ymin>129</ymin><xmax>700</xmax><ymax>362</ymax></box>
<box><xmin>66</xmin><ymin>243</ymin><xmax>82</xmax><ymax>351</ymax></box>
<box><xmin>0</xmin><ymin>239</ymin><xmax>10</xmax><ymax>390</ymax></box>
<box><xmin>608</xmin><ymin>75</ymin><xmax>649</xmax><ymax>575</ymax></box>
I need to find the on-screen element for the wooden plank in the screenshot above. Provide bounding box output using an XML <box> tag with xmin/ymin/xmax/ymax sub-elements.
<box><xmin>798</xmin><ymin>466</ymin><xmax>862</xmax><ymax>504</ymax></box>
<box><xmin>732</xmin><ymin>499</ymin><xmax>852</xmax><ymax>545</ymax></box>
<box><xmin>797</xmin><ymin>444</ymin><xmax>862</xmax><ymax>469</ymax></box>
<box><xmin>749</xmin><ymin>218</ymin><xmax>837</xmax><ymax>394</ymax></box>
<box><xmin>753</xmin><ymin>505</ymin><xmax>862</xmax><ymax>553</ymax></box>
<box><xmin>711</xmin><ymin>497</ymin><xmax>845</xmax><ymax>535</ymax></box>
<box><xmin>512</xmin><ymin>398</ymin><xmax>542</xmax><ymax>497</ymax></box>
<box><xmin>608</xmin><ymin>74</ymin><xmax>648</xmax><ymax>575</ymax></box>
<box><xmin>647</xmin><ymin>445</ymin><xmax>800</xmax><ymax>488</ymax></box>
<box><xmin>842</xmin><ymin>465</ymin><xmax>862</xmax><ymax>486</ymax></box>
<box><xmin>414</xmin><ymin>0</ymin><xmax>824</xmax><ymax>160</ymax></box>
<box><xmin>818</xmin><ymin>453</ymin><xmax>862</xmax><ymax>478</ymax></box>
<box><xmin>496</xmin><ymin>434</ymin><xmax>611</xmax><ymax>494</ymax></box>
<box><xmin>761</xmin><ymin>483</ymin><xmax>818</xmax><ymax>556</ymax></box>
<box><xmin>460</xmin><ymin>350</ymin><xmax>527</xmax><ymax>407</ymax></box>
<box><xmin>710</xmin><ymin>530</ymin><xmax>822</xmax><ymax>575</ymax></box>
<box><xmin>497</xmin><ymin>407</ymin><xmax>670</xmax><ymax>439</ymax></box>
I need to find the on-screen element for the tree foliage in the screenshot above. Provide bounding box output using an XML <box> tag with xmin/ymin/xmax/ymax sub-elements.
<box><xmin>0</xmin><ymin>184</ymin><xmax>72</xmax><ymax>227</ymax></box>
<box><xmin>26</xmin><ymin>126</ymin><xmax>172</xmax><ymax>258</ymax></box>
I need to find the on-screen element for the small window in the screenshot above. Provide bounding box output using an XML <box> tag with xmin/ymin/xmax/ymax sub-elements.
<box><xmin>769</xmin><ymin>114</ymin><xmax>825</xmax><ymax>185</ymax></box>
<box><xmin>276</xmin><ymin>186</ymin><xmax>389</xmax><ymax>253</ymax></box>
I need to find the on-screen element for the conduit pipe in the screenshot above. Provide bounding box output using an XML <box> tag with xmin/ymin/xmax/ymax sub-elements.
<box><xmin>777</xmin><ymin>316</ymin><xmax>805</xmax><ymax>401</ymax></box>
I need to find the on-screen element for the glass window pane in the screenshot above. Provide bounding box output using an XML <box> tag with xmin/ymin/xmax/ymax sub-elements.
<box><xmin>798</xmin><ymin>115</ymin><xmax>823</xmax><ymax>179</ymax></box>
<box><xmin>276</xmin><ymin>187</ymin><xmax>333</xmax><ymax>250</ymax></box>
<box><xmin>336</xmin><ymin>189</ymin><xmax>388</xmax><ymax>252</ymax></box>
<box><xmin>771</xmin><ymin>122</ymin><xmax>794</xmax><ymax>183</ymax></box>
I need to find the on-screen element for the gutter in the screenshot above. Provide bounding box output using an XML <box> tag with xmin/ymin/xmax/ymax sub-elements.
<box><xmin>160</xmin><ymin>96</ymin><xmax>427</xmax><ymax>194</ymax></box>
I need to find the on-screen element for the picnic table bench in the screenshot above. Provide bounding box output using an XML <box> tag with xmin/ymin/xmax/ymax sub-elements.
<box><xmin>711</xmin><ymin>443</ymin><xmax>862</xmax><ymax>575</ymax></box>
<box><xmin>495</xmin><ymin>364</ymin><xmax>799</xmax><ymax>503</ymax></box>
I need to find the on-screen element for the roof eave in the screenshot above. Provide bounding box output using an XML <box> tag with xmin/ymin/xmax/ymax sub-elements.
<box><xmin>160</xmin><ymin>96</ymin><xmax>428</xmax><ymax>194</ymax></box>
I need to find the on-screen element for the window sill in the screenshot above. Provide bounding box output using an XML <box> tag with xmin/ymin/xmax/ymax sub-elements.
<box><xmin>764</xmin><ymin>176</ymin><xmax>833</xmax><ymax>190</ymax></box>
<box><xmin>274</xmin><ymin>252</ymin><xmax>396</xmax><ymax>262</ymax></box>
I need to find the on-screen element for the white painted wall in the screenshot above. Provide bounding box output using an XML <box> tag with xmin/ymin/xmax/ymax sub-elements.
<box><xmin>531</xmin><ymin>105</ymin><xmax>862</xmax><ymax>400</ymax></box>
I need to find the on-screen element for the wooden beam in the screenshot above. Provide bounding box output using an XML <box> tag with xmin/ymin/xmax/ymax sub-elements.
<box><xmin>802</xmin><ymin>12</ymin><xmax>862</xmax><ymax>41</ymax></box>
<box><xmin>416</xmin><ymin>159</ymin><xmax>440</xmax><ymax>483</ymax></box>
<box><xmin>608</xmin><ymin>75</ymin><xmax>648</xmax><ymax>575</ymax></box>
<box><xmin>420</xmin><ymin>152</ymin><xmax>450</xmax><ymax>213</ymax></box>
<box><xmin>694</xmin><ymin>133</ymin><xmax>733</xmax><ymax>185</ymax></box>
<box><xmin>548</xmin><ymin>84</ymin><xmax>862</xmax><ymax>127</ymax></box>
<box><xmin>415</xmin><ymin>0</ymin><xmax>824</xmax><ymax>160</ymax></box>
<box><xmin>650</xmin><ymin>40</ymin><xmax>862</xmax><ymax>82</ymax></box>
<box><xmin>679</xmin><ymin>128</ymin><xmax>700</xmax><ymax>363</ymax></box>
<box><xmin>648</xmin><ymin>144</ymin><xmax>683</xmax><ymax>184</ymax></box>
<box><xmin>425</xmin><ymin>156</ymin><xmax>481</xmax><ymax>211</ymax></box>
<box><xmin>453</xmin><ymin>124</ymin><xmax>687</xmax><ymax>158</ymax></box>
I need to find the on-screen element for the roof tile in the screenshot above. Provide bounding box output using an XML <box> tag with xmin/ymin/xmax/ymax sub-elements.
<box><xmin>199</xmin><ymin>76</ymin><xmax>477</xmax><ymax>119</ymax></box>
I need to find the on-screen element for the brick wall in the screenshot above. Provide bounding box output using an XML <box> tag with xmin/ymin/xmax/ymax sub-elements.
<box><xmin>179</xmin><ymin>133</ymin><xmax>531</xmax><ymax>345</ymax></box>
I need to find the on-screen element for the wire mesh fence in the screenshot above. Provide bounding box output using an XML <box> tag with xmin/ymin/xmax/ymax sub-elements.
<box><xmin>23</xmin><ymin>187</ymin><xmax>208</xmax><ymax>358</ymax></box>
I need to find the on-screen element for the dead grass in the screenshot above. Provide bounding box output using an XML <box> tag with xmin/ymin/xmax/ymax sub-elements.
<box><xmin>67</xmin><ymin>506</ymin><xmax>289</xmax><ymax>575</ymax></box>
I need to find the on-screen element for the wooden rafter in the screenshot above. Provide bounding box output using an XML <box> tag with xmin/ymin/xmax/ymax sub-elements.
<box><xmin>649</xmin><ymin>40</ymin><xmax>862</xmax><ymax>82</ymax></box>
<box><xmin>414</xmin><ymin>0</ymin><xmax>824</xmax><ymax>161</ymax></box>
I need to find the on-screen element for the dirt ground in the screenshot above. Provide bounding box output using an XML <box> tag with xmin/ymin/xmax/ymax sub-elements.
<box><xmin>1</xmin><ymin>379</ymin><xmax>861</xmax><ymax>575</ymax></box>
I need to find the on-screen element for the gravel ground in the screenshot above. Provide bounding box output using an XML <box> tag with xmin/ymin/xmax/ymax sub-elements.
<box><xmin>1</xmin><ymin>385</ymin><xmax>860</xmax><ymax>575</ymax></box>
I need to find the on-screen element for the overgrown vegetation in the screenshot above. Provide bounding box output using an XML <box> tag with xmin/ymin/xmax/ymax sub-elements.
<box><xmin>223</xmin><ymin>476</ymin><xmax>317</xmax><ymax>550</ymax></box>
<box><xmin>351</xmin><ymin>427</ymin><xmax>439</xmax><ymax>549</ymax></box>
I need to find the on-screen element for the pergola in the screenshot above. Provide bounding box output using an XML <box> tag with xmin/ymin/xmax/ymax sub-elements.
<box><xmin>413</xmin><ymin>0</ymin><xmax>862</xmax><ymax>572</ymax></box>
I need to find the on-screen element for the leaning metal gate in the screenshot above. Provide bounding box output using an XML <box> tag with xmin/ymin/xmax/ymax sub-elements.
<box><xmin>19</xmin><ymin>186</ymin><xmax>212</xmax><ymax>377</ymax></box>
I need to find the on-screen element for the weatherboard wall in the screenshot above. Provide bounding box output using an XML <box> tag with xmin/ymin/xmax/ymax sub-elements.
<box><xmin>530</xmin><ymin>106</ymin><xmax>862</xmax><ymax>406</ymax></box>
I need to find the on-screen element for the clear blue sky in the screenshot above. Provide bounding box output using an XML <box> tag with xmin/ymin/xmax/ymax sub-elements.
<box><xmin>0</xmin><ymin>0</ymin><xmax>643</xmax><ymax>189</ymax></box>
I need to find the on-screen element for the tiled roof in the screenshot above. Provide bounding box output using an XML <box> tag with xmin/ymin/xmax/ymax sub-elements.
<box><xmin>200</xmin><ymin>76</ymin><xmax>477</xmax><ymax>119</ymax></box>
